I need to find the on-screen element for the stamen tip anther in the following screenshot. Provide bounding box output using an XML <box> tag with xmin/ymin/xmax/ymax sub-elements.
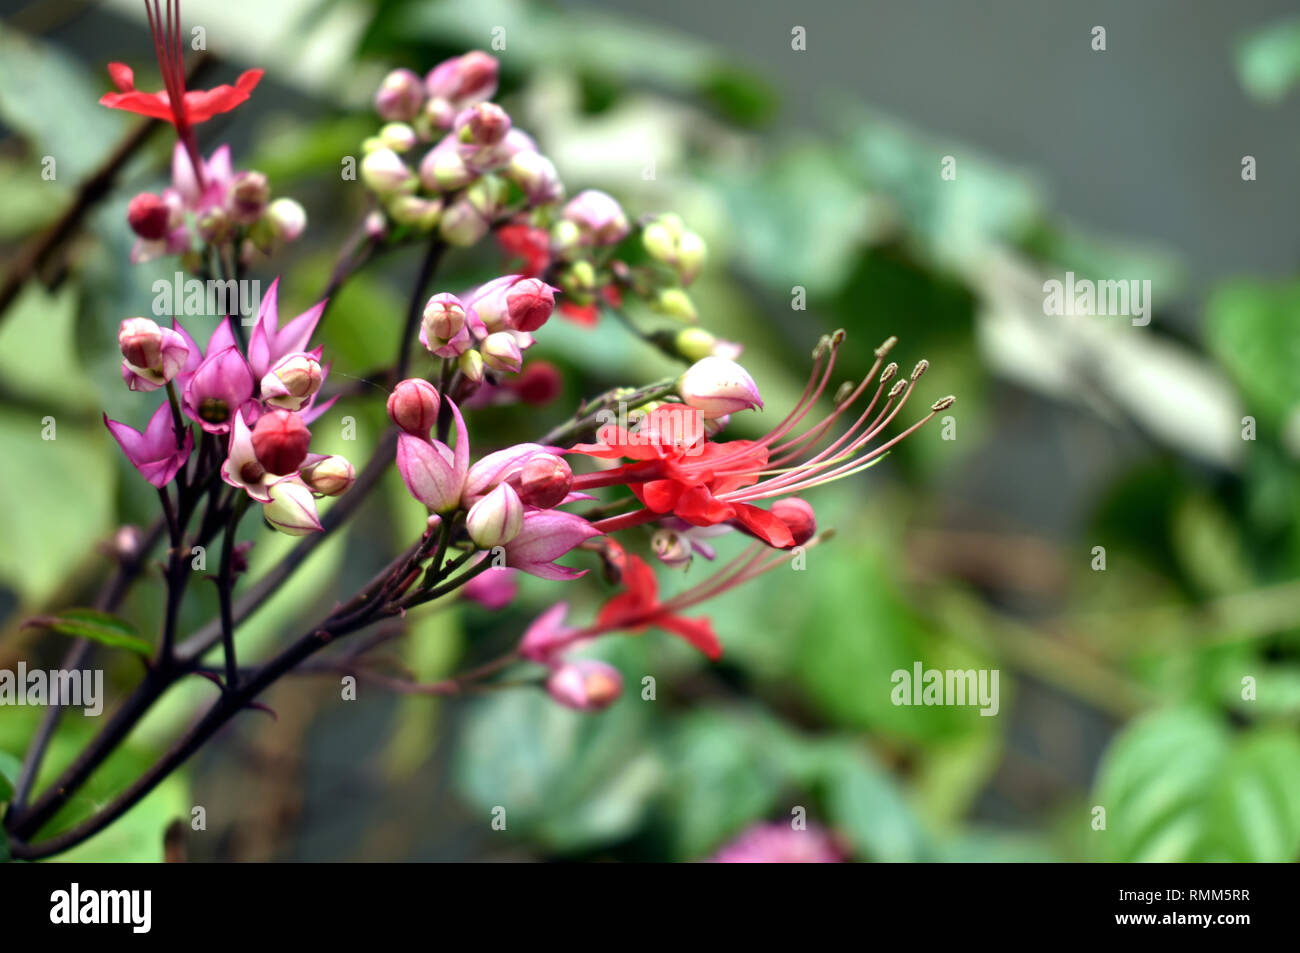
<box><xmin>874</xmin><ymin>335</ymin><xmax>899</xmax><ymax>358</ymax></box>
<box><xmin>911</xmin><ymin>359</ymin><xmax>929</xmax><ymax>381</ymax></box>
<box><xmin>880</xmin><ymin>362</ymin><xmax>898</xmax><ymax>383</ymax></box>
<box><xmin>931</xmin><ymin>395</ymin><xmax>956</xmax><ymax>411</ymax></box>
<box><xmin>888</xmin><ymin>380</ymin><xmax>907</xmax><ymax>398</ymax></box>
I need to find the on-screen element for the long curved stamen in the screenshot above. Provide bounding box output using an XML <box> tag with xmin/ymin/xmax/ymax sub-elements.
<box><xmin>724</xmin><ymin>382</ymin><xmax>916</xmax><ymax>501</ymax></box>
<box><xmin>679</xmin><ymin>335</ymin><xmax>843</xmax><ymax>478</ymax></box>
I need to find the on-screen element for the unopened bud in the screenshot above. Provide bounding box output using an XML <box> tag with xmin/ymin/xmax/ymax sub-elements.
<box><xmin>379</xmin><ymin>122</ymin><xmax>418</xmax><ymax>153</ymax></box>
<box><xmin>655</xmin><ymin>288</ymin><xmax>697</xmax><ymax>323</ymax></box>
<box><xmin>420</xmin><ymin>145</ymin><xmax>475</xmax><ymax>192</ymax></box>
<box><xmin>516</xmin><ymin>453</ymin><xmax>572</xmax><ymax>509</ymax></box>
<box><xmin>455</xmin><ymin>102</ymin><xmax>510</xmax><ymax>146</ymax></box>
<box><xmin>547</xmin><ymin>660</ymin><xmax>623</xmax><ymax>711</ymax></box>
<box><xmin>387</xmin><ymin>378</ymin><xmax>441</xmax><ymax>436</ymax></box>
<box><xmin>678</xmin><ymin>356</ymin><xmax>763</xmax><ymax>419</ymax></box>
<box><xmin>480</xmin><ymin>331</ymin><xmax>522</xmax><ymax>374</ymax></box>
<box><xmin>771</xmin><ymin>497</ymin><xmax>816</xmax><ymax>546</ymax></box>
<box><xmin>266</xmin><ymin>197</ymin><xmax>307</xmax><ymax>242</ymax></box>
<box><xmin>262</xmin><ymin>480</ymin><xmax>322</xmax><ymax>536</ymax></box>
<box><xmin>361</xmin><ymin>148</ymin><xmax>415</xmax><ymax>194</ymax></box>
<box><xmin>507</xmin><ymin>151</ymin><xmax>564</xmax><ymax>205</ymax></box>
<box><xmin>375</xmin><ymin>68</ymin><xmax>425</xmax><ymax>122</ymax></box>
<box><xmin>466</xmin><ymin>482</ymin><xmax>524</xmax><ymax>547</ymax></box>
<box><xmin>127</xmin><ymin>192</ymin><xmax>170</xmax><ymax>240</ymax></box>
<box><xmin>261</xmin><ymin>352</ymin><xmax>323</xmax><ymax>411</ymax></box>
<box><xmin>458</xmin><ymin>348</ymin><xmax>485</xmax><ymax>384</ymax></box>
<box><xmin>439</xmin><ymin>197</ymin><xmax>489</xmax><ymax>246</ymax></box>
<box><xmin>300</xmin><ymin>454</ymin><xmax>355</xmax><ymax>496</ymax></box>
<box><xmin>251</xmin><ymin>409</ymin><xmax>311</xmax><ymax>476</ymax></box>
<box><xmin>387</xmin><ymin>194</ymin><xmax>442</xmax><ymax>230</ymax></box>
<box><xmin>227</xmin><ymin>171</ymin><xmax>270</xmax><ymax>225</ymax></box>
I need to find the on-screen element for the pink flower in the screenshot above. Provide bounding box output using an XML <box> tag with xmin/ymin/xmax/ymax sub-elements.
<box><xmin>247</xmin><ymin>277</ymin><xmax>326</xmax><ymax>380</ymax></box>
<box><xmin>395</xmin><ymin>397</ymin><xmax>469</xmax><ymax>513</ymax></box>
<box><xmin>220</xmin><ymin>409</ymin><xmax>273</xmax><ymax>502</ymax></box>
<box><xmin>500</xmin><ymin>509</ymin><xmax>600</xmax><ymax>580</ymax></box>
<box><xmin>461</xmin><ymin>565</ymin><xmax>518</xmax><ymax>609</ymax></box>
<box><xmin>710</xmin><ymin>822</ymin><xmax>846</xmax><ymax>863</ymax></box>
<box><xmin>182</xmin><ymin>337</ymin><xmax>255</xmax><ymax>434</ymax></box>
<box><xmin>104</xmin><ymin>402</ymin><xmax>193</xmax><ymax>488</ymax></box>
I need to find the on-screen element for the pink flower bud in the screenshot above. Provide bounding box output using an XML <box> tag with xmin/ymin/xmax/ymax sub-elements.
<box><xmin>260</xmin><ymin>352</ymin><xmax>322</xmax><ymax>411</ymax></box>
<box><xmin>387</xmin><ymin>378</ymin><xmax>441</xmax><ymax>437</ymax></box>
<box><xmin>770</xmin><ymin>497</ymin><xmax>816</xmax><ymax>546</ymax></box>
<box><xmin>515</xmin><ymin>453</ymin><xmax>571</xmax><ymax>509</ymax></box>
<box><xmin>677</xmin><ymin>356</ymin><xmax>763</xmax><ymax>419</ymax></box>
<box><xmin>375</xmin><ymin>68</ymin><xmax>425</xmax><ymax>122</ymax></box>
<box><xmin>439</xmin><ymin>196</ymin><xmax>489</xmax><ymax>246</ymax></box>
<box><xmin>227</xmin><ymin>170</ymin><xmax>270</xmax><ymax>225</ymax></box>
<box><xmin>387</xmin><ymin>195</ymin><xmax>442</xmax><ymax>230</ymax></box>
<box><xmin>419</xmin><ymin>142</ymin><xmax>475</xmax><ymax>192</ymax></box>
<box><xmin>251</xmin><ymin>409</ymin><xmax>311</xmax><ymax>475</ymax></box>
<box><xmin>562</xmin><ymin>190</ymin><xmax>629</xmax><ymax>246</ymax></box>
<box><xmin>266</xmin><ymin>197</ymin><xmax>307</xmax><ymax>242</ymax></box>
<box><xmin>467</xmin><ymin>482</ymin><xmax>524</xmax><ymax>547</ymax></box>
<box><xmin>419</xmin><ymin>293</ymin><xmax>470</xmax><ymax>357</ymax></box>
<box><xmin>362</xmin><ymin>148</ymin><xmax>414</xmax><ymax>194</ymax></box>
<box><xmin>507</xmin><ymin>151</ymin><xmax>564</xmax><ymax>206</ymax></box>
<box><xmin>127</xmin><ymin>192</ymin><xmax>170</xmax><ymax>240</ymax></box>
<box><xmin>454</xmin><ymin>102</ymin><xmax>510</xmax><ymax>146</ymax></box>
<box><xmin>547</xmin><ymin>660</ymin><xmax>623</xmax><ymax>711</ymax></box>
<box><xmin>119</xmin><ymin>317</ymin><xmax>190</xmax><ymax>391</ymax></box>
<box><xmin>425</xmin><ymin>51</ymin><xmax>498</xmax><ymax>110</ymax></box>
<box><xmin>300</xmin><ymin>454</ymin><xmax>355</xmax><ymax>496</ymax></box>
<box><xmin>262</xmin><ymin>480</ymin><xmax>322</xmax><ymax>536</ymax></box>
<box><xmin>468</xmin><ymin>275</ymin><xmax>557</xmax><ymax>333</ymax></box>
<box><xmin>480</xmin><ymin>332</ymin><xmax>522</xmax><ymax>374</ymax></box>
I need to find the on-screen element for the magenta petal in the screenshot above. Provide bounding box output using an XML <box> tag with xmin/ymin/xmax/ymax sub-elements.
<box><xmin>397</xmin><ymin>432</ymin><xmax>462</xmax><ymax>511</ymax></box>
<box><xmin>502</xmin><ymin>510</ymin><xmax>600</xmax><ymax>580</ymax></box>
<box><xmin>518</xmin><ymin>601</ymin><xmax>574</xmax><ymax>661</ymax></box>
<box><xmin>104</xmin><ymin>403</ymin><xmax>193</xmax><ymax>488</ymax></box>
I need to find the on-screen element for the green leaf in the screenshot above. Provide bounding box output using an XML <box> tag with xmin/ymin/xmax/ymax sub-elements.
<box><xmin>1205</xmin><ymin>279</ymin><xmax>1300</xmax><ymax>425</ymax></box>
<box><xmin>1093</xmin><ymin>708</ymin><xmax>1300</xmax><ymax>861</ymax></box>
<box><xmin>816</xmin><ymin>741</ymin><xmax>931</xmax><ymax>862</ymax></box>
<box><xmin>24</xmin><ymin>609</ymin><xmax>152</xmax><ymax>657</ymax></box>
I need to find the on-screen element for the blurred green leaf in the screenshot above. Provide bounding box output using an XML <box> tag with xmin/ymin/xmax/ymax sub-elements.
<box><xmin>815</xmin><ymin>740</ymin><xmax>931</xmax><ymax>862</ymax></box>
<box><xmin>0</xmin><ymin>23</ymin><xmax>123</xmax><ymax>181</ymax></box>
<box><xmin>1236</xmin><ymin>18</ymin><xmax>1300</xmax><ymax>103</ymax></box>
<box><xmin>0</xmin><ymin>749</ymin><xmax>21</xmax><ymax>803</ymax></box>
<box><xmin>23</xmin><ymin>609</ymin><xmax>152</xmax><ymax>657</ymax></box>
<box><xmin>1206</xmin><ymin>279</ymin><xmax>1300</xmax><ymax>426</ymax></box>
<box><xmin>1093</xmin><ymin>707</ymin><xmax>1300</xmax><ymax>861</ymax></box>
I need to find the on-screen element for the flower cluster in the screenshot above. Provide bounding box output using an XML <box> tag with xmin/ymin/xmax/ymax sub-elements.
<box><xmin>106</xmin><ymin>279</ymin><xmax>353</xmax><ymax>534</ymax></box>
<box><xmin>125</xmin><ymin>144</ymin><xmax>305</xmax><ymax>266</ymax></box>
<box><xmin>362</xmin><ymin>53</ymin><xmax>562</xmax><ymax>245</ymax></box>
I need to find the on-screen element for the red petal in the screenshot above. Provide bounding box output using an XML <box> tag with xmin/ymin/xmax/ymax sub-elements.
<box><xmin>654</xmin><ymin>612</ymin><xmax>722</xmax><ymax>660</ymax></box>
<box><xmin>559</xmin><ymin>301</ymin><xmax>599</xmax><ymax>327</ymax></box>
<box><xmin>99</xmin><ymin>90</ymin><xmax>176</xmax><ymax>123</ymax></box>
<box><xmin>638</xmin><ymin>479</ymin><xmax>683</xmax><ymax>513</ymax></box>
<box><xmin>672</xmin><ymin>484</ymin><xmax>735</xmax><ymax>526</ymax></box>
<box><xmin>183</xmin><ymin>68</ymin><xmax>263</xmax><ymax>124</ymax></box>
<box><xmin>730</xmin><ymin>502</ymin><xmax>796</xmax><ymax>548</ymax></box>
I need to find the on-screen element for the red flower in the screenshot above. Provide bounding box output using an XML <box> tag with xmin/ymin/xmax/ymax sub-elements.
<box><xmin>557</xmin><ymin>286</ymin><xmax>623</xmax><ymax>328</ymax></box>
<box><xmin>596</xmin><ymin>555</ymin><xmax>721</xmax><ymax>659</ymax></box>
<box><xmin>100</xmin><ymin>62</ymin><xmax>263</xmax><ymax>127</ymax></box>
<box><xmin>571</xmin><ymin>407</ymin><xmax>795</xmax><ymax>548</ymax></box>
<box><xmin>570</xmin><ymin>334</ymin><xmax>952</xmax><ymax>549</ymax></box>
<box><xmin>99</xmin><ymin>2</ymin><xmax>262</xmax><ymax>188</ymax></box>
<box><xmin>496</xmin><ymin>222</ymin><xmax>550</xmax><ymax>278</ymax></box>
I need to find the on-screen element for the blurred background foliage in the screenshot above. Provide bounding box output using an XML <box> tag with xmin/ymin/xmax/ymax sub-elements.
<box><xmin>1</xmin><ymin>0</ymin><xmax>1299</xmax><ymax>862</ymax></box>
